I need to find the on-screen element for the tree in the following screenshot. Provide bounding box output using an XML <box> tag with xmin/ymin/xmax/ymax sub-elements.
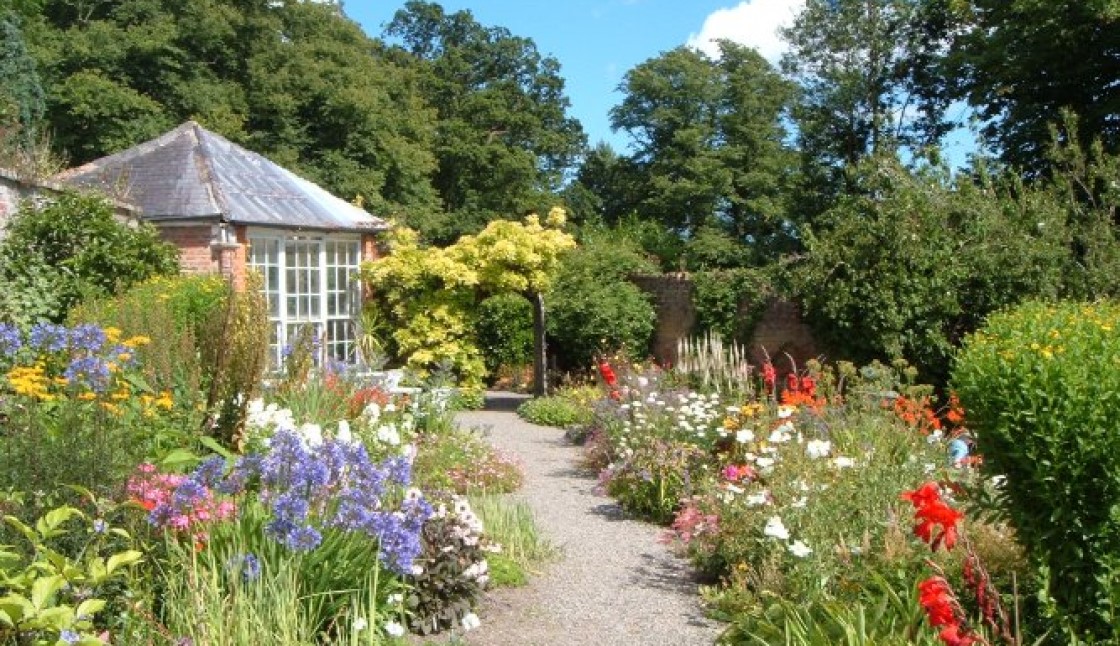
<box><xmin>362</xmin><ymin>209</ymin><xmax>576</xmax><ymax>394</ymax></box>
<box><xmin>790</xmin><ymin>156</ymin><xmax>1077</xmax><ymax>383</ymax></box>
<box><xmin>945</xmin><ymin>0</ymin><xmax>1120</xmax><ymax>175</ymax></box>
<box><xmin>781</xmin><ymin>0</ymin><xmax>953</xmax><ymax>210</ymax></box>
<box><xmin>385</xmin><ymin>1</ymin><xmax>585</xmax><ymax>243</ymax></box>
<box><xmin>0</xmin><ymin>10</ymin><xmax>45</xmax><ymax>144</ymax></box>
<box><xmin>609</xmin><ymin>42</ymin><xmax>797</xmax><ymax>261</ymax></box>
<box><xmin>24</xmin><ymin>0</ymin><xmax>440</xmax><ymax>220</ymax></box>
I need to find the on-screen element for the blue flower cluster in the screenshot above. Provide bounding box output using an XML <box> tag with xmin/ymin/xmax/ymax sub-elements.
<box><xmin>0</xmin><ymin>323</ymin><xmax>21</xmax><ymax>356</ymax></box>
<box><xmin>196</xmin><ymin>430</ymin><xmax>431</xmax><ymax>575</ymax></box>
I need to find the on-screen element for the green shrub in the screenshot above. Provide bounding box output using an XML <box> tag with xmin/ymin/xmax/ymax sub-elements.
<box><xmin>953</xmin><ymin>299</ymin><xmax>1120</xmax><ymax>642</ymax></box>
<box><xmin>692</xmin><ymin>267</ymin><xmax>773</xmax><ymax>343</ymax></box>
<box><xmin>547</xmin><ymin>238</ymin><xmax>657</xmax><ymax>370</ymax></box>
<box><xmin>516</xmin><ymin>395</ymin><xmax>591</xmax><ymax>428</ymax></box>
<box><xmin>0</xmin><ymin>192</ymin><xmax>179</xmax><ymax>324</ymax></box>
<box><xmin>476</xmin><ymin>293</ymin><xmax>533</xmax><ymax>377</ymax></box>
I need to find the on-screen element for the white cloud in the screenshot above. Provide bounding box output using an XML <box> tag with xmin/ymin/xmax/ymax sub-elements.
<box><xmin>686</xmin><ymin>0</ymin><xmax>806</xmax><ymax>63</ymax></box>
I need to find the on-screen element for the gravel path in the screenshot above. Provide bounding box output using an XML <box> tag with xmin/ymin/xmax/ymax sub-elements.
<box><xmin>453</xmin><ymin>392</ymin><xmax>724</xmax><ymax>646</ymax></box>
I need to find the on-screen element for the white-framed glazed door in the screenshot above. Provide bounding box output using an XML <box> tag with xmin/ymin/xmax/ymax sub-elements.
<box><xmin>248</xmin><ymin>230</ymin><xmax>361</xmax><ymax>369</ymax></box>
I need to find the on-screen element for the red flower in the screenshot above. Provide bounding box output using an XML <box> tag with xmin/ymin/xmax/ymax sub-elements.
<box><xmin>762</xmin><ymin>362</ymin><xmax>776</xmax><ymax>391</ymax></box>
<box><xmin>598</xmin><ymin>361</ymin><xmax>618</xmax><ymax>388</ymax></box>
<box><xmin>800</xmin><ymin>375</ymin><xmax>817</xmax><ymax>398</ymax></box>
<box><xmin>918</xmin><ymin>576</ymin><xmax>957</xmax><ymax>627</ymax></box>
<box><xmin>902</xmin><ymin>482</ymin><xmax>963</xmax><ymax>552</ymax></box>
<box><xmin>938</xmin><ymin>624</ymin><xmax>979</xmax><ymax>646</ymax></box>
<box><xmin>786</xmin><ymin>372</ymin><xmax>800</xmax><ymax>392</ymax></box>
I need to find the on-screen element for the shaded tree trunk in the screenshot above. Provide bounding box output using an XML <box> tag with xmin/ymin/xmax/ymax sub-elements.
<box><xmin>530</xmin><ymin>291</ymin><xmax>548</xmax><ymax>396</ymax></box>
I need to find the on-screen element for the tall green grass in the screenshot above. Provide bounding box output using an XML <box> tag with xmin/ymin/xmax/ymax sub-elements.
<box><xmin>469</xmin><ymin>494</ymin><xmax>556</xmax><ymax>587</ymax></box>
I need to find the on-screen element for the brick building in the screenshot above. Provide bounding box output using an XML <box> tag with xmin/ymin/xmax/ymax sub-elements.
<box><xmin>55</xmin><ymin>121</ymin><xmax>389</xmax><ymax>365</ymax></box>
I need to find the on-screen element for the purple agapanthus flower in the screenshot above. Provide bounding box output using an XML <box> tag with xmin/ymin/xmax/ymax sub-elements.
<box><xmin>0</xmin><ymin>323</ymin><xmax>21</xmax><ymax>357</ymax></box>
<box><xmin>28</xmin><ymin>322</ymin><xmax>68</xmax><ymax>353</ymax></box>
<box><xmin>64</xmin><ymin>355</ymin><xmax>112</xmax><ymax>393</ymax></box>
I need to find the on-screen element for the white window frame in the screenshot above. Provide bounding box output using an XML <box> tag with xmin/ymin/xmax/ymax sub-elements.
<box><xmin>247</xmin><ymin>228</ymin><xmax>362</xmax><ymax>368</ymax></box>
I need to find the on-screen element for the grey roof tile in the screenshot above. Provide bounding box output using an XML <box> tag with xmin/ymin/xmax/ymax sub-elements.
<box><xmin>54</xmin><ymin>121</ymin><xmax>388</xmax><ymax>232</ymax></box>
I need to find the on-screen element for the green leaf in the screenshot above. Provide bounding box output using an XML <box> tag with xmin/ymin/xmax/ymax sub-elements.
<box><xmin>75</xmin><ymin>598</ymin><xmax>106</xmax><ymax>619</ymax></box>
<box><xmin>34</xmin><ymin>605</ymin><xmax>73</xmax><ymax>630</ymax></box>
<box><xmin>30</xmin><ymin>574</ymin><xmax>64</xmax><ymax>610</ymax></box>
<box><xmin>197</xmin><ymin>436</ymin><xmax>233</xmax><ymax>460</ymax></box>
<box><xmin>105</xmin><ymin>550</ymin><xmax>143</xmax><ymax>575</ymax></box>
<box><xmin>4</xmin><ymin>516</ymin><xmax>36</xmax><ymax>543</ymax></box>
<box><xmin>35</xmin><ymin>506</ymin><xmax>83</xmax><ymax>538</ymax></box>
<box><xmin>159</xmin><ymin>448</ymin><xmax>200</xmax><ymax>469</ymax></box>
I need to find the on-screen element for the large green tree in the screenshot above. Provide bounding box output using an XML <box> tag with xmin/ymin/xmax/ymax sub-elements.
<box><xmin>781</xmin><ymin>0</ymin><xmax>953</xmax><ymax>212</ymax></box>
<box><xmin>0</xmin><ymin>10</ymin><xmax>45</xmax><ymax>144</ymax></box>
<box><xmin>24</xmin><ymin>0</ymin><xmax>439</xmax><ymax>219</ymax></box>
<box><xmin>608</xmin><ymin>42</ymin><xmax>797</xmax><ymax>261</ymax></box>
<box><xmin>945</xmin><ymin>0</ymin><xmax>1120</xmax><ymax>175</ymax></box>
<box><xmin>384</xmin><ymin>1</ymin><xmax>585</xmax><ymax>243</ymax></box>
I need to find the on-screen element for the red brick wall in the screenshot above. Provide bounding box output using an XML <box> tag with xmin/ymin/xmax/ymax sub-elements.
<box><xmin>158</xmin><ymin>224</ymin><xmax>217</xmax><ymax>274</ymax></box>
<box><xmin>629</xmin><ymin>274</ymin><xmax>819</xmax><ymax>371</ymax></box>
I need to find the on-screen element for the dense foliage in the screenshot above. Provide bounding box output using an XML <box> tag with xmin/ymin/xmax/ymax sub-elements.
<box><xmin>0</xmin><ymin>192</ymin><xmax>179</xmax><ymax>326</ymax></box>
<box><xmin>545</xmin><ymin>234</ymin><xmax>657</xmax><ymax>370</ymax></box>
<box><xmin>953</xmin><ymin>301</ymin><xmax>1120</xmax><ymax>642</ymax></box>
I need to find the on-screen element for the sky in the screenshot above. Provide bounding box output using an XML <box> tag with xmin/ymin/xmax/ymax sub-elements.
<box><xmin>346</xmin><ymin>0</ymin><xmax>807</xmax><ymax>153</ymax></box>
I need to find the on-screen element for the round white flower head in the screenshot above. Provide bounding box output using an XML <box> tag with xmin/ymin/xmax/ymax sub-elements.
<box><xmin>805</xmin><ymin>439</ymin><xmax>831</xmax><ymax>459</ymax></box>
<box><xmin>461</xmin><ymin>612</ymin><xmax>481</xmax><ymax>631</ymax></box>
<box><xmin>298</xmin><ymin>423</ymin><xmax>324</xmax><ymax>448</ymax></box>
<box><xmin>336</xmin><ymin>420</ymin><xmax>353</xmax><ymax>444</ymax></box>
<box><xmin>763</xmin><ymin>515</ymin><xmax>790</xmax><ymax>540</ymax></box>
<box><xmin>353</xmin><ymin>617</ymin><xmax>368</xmax><ymax>632</ymax></box>
<box><xmin>788</xmin><ymin>540</ymin><xmax>813</xmax><ymax>558</ymax></box>
<box><xmin>745</xmin><ymin>491</ymin><xmax>770</xmax><ymax>507</ymax></box>
<box><xmin>383</xmin><ymin>621</ymin><xmax>405</xmax><ymax>637</ymax></box>
<box><xmin>831</xmin><ymin>456</ymin><xmax>856</xmax><ymax>469</ymax></box>
<box><xmin>777</xmin><ymin>405</ymin><xmax>796</xmax><ymax>419</ymax></box>
<box><xmin>736</xmin><ymin>429</ymin><xmax>755</xmax><ymax>443</ymax></box>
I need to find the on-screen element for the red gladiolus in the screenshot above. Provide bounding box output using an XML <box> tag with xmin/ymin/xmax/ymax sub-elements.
<box><xmin>800</xmin><ymin>374</ymin><xmax>816</xmax><ymax>398</ymax></box>
<box><xmin>902</xmin><ymin>482</ymin><xmax>963</xmax><ymax>552</ymax></box>
<box><xmin>598</xmin><ymin>361</ymin><xmax>618</xmax><ymax>388</ymax></box>
<box><xmin>919</xmin><ymin>576</ymin><xmax>957</xmax><ymax>627</ymax></box>
<box><xmin>762</xmin><ymin>362</ymin><xmax>776</xmax><ymax>391</ymax></box>
<box><xmin>786</xmin><ymin>372</ymin><xmax>800</xmax><ymax>392</ymax></box>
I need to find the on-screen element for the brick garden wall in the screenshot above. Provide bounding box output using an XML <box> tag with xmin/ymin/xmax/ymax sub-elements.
<box><xmin>629</xmin><ymin>273</ymin><xmax>819</xmax><ymax>371</ymax></box>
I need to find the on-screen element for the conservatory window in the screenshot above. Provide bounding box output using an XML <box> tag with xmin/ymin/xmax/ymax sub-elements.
<box><xmin>248</xmin><ymin>232</ymin><xmax>362</xmax><ymax>368</ymax></box>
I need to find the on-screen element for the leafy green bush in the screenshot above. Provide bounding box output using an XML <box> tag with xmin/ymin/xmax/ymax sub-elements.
<box><xmin>516</xmin><ymin>395</ymin><xmax>591</xmax><ymax>428</ymax></box>
<box><xmin>692</xmin><ymin>267</ymin><xmax>773</xmax><ymax>343</ymax></box>
<box><xmin>953</xmin><ymin>300</ymin><xmax>1120</xmax><ymax>642</ymax></box>
<box><xmin>0</xmin><ymin>192</ymin><xmax>179</xmax><ymax>325</ymax></box>
<box><xmin>791</xmin><ymin>159</ymin><xmax>1074</xmax><ymax>384</ymax></box>
<box><xmin>547</xmin><ymin>238</ymin><xmax>657</xmax><ymax>370</ymax></box>
<box><xmin>476</xmin><ymin>293</ymin><xmax>533</xmax><ymax>377</ymax></box>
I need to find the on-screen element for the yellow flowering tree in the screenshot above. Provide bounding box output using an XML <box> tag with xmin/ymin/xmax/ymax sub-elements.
<box><xmin>362</xmin><ymin>208</ymin><xmax>576</xmax><ymax>394</ymax></box>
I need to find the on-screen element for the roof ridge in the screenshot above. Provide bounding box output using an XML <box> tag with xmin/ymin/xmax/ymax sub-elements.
<box><xmin>189</xmin><ymin>122</ymin><xmax>231</xmax><ymax>219</ymax></box>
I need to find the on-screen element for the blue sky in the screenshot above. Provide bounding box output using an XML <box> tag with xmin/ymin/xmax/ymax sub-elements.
<box><xmin>347</xmin><ymin>1</ymin><xmax>807</xmax><ymax>153</ymax></box>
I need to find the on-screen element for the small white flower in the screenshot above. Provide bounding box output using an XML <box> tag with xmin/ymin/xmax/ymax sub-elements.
<box><xmin>768</xmin><ymin>429</ymin><xmax>791</xmax><ymax>443</ymax></box>
<box><xmin>353</xmin><ymin>617</ymin><xmax>368</xmax><ymax>632</ymax></box>
<box><xmin>790</xmin><ymin>496</ymin><xmax>808</xmax><ymax>508</ymax></box>
<box><xmin>923</xmin><ymin>463</ymin><xmax>937</xmax><ymax>474</ymax></box>
<box><xmin>755</xmin><ymin>456</ymin><xmax>775</xmax><ymax>469</ymax></box>
<box><xmin>745</xmin><ymin>491</ymin><xmax>770</xmax><ymax>506</ymax></box>
<box><xmin>637</xmin><ymin>376</ymin><xmax>649</xmax><ymax>387</ymax></box>
<box><xmin>377</xmin><ymin>424</ymin><xmax>401</xmax><ymax>446</ymax></box>
<box><xmin>989</xmin><ymin>475</ymin><xmax>1008</xmax><ymax>488</ymax></box>
<box><xmin>788</xmin><ymin>540</ymin><xmax>813</xmax><ymax>558</ymax></box>
<box><xmin>763</xmin><ymin>515</ymin><xmax>790</xmax><ymax>540</ymax></box>
<box><xmin>927</xmin><ymin>430</ymin><xmax>944</xmax><ymax>443</ymax></box>
<box><xmin>383</xmin><ymin>620</ymin><xmax>405</xmax><ymax>637</ymax></box>
<box><xmin>777</xmin><ymin>405</ymin><xmax>796</xmax><ymax>418</ymax></box>
<box><xmin>298</xmin><ymin>423</ymin><xmax>323</xmax><ymax>448</ymax></box>
<box><xmin>461</xmin><ymin>612</ymin><xmax>481</xmax><ymax>631</ymax></box>
<box><xmin>805</xmin><ymin>439</ymin><xmax>831</xmax><ymax>459</ymax></box>
<box><xmin>388</xmin><ymin>593</ymin><xmax>404</xmax><ymax>604</ymax></box>
<box><xmin>336</xmin><ymin>420</ymin><xmax>354</xmax><ymax>444</ymax></box>
<box><xmin>724</xmin><ymin>483</ymin><xmax>744</xmax><ymax>495</ymax></box>
<box><xmin>736</xmin><ymin>429</ymin><xmax>755</xmax><ymax>443</ymax></box>
<box><xmin>410</xmin><ymin>565</ymin><xmax>424</xmax><ymax>575</ymax></box>
<box><xmin>831</xmin><ymin>456</ymin><xmax>856</xmax><ymax>469</ymax></box>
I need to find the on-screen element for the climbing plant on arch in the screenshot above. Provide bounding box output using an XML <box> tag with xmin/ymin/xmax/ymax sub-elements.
<box><xmin>361</xmin><ymin>208</ymin><xmax>576</xmax><ymax>395</ymax></box>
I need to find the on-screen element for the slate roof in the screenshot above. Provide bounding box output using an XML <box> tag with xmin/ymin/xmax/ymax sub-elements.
<box><xmin>54</xmin><ymin>121</ymin><xmax>387</xmax><ymax>232</ymax></box>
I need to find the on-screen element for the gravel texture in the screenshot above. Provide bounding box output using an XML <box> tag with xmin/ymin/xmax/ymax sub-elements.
<box><xmin>451</xmin><ymin>392</ymin><xmax>724</xmax><ymax>646</ymax></box>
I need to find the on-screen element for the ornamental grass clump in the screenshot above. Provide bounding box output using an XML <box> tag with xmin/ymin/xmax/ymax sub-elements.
<box><xmin>953</xmin><ymin>299</ymin><xmax>1120</xmax><ymax>642</ymax></box>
